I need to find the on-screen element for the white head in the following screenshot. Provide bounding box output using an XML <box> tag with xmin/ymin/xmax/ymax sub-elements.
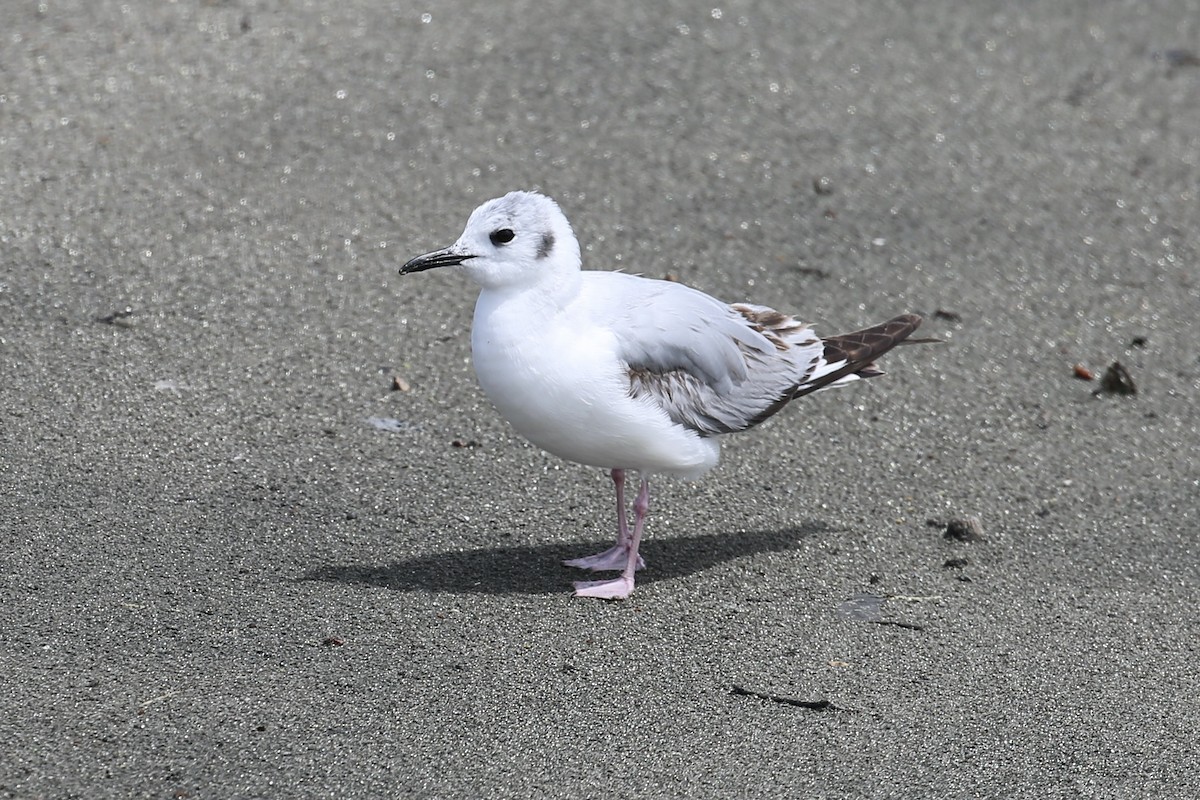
<box><xmin>400</xmin><ymin>191</ymin><xmax>582</xmax><ymax>292</ymax></box>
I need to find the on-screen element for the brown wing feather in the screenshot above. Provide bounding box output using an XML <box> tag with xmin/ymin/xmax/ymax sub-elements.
<box><xmin>791</xmin><ymin>313</ymin><xmax>926</xmax><ymax>399</ymax></box>
<box><xmin>626</xmin><ymin>310</ymin><xmax>932</xmax><ymax>437</ymax></box>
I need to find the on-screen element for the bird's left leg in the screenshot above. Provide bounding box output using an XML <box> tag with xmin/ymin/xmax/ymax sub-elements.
<box><xmin>573</xmin><ymin>476</ymin><xmax>650</xmax><ymax>600</ymax></box>
<box><xmin>562</xmin><ymin>468</ymin><xmax>646</xmax><ymax>572</ymax></box>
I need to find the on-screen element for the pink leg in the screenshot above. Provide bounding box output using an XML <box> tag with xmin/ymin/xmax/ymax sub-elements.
<box><xmin>574</xmin><ymin>477</ymin><xmax>649</xmax><ymax>600</ymax></box>
<box><xmin>562</xmin><ymin>469</ymin><xmax>645</xmax><ymax>572</ymax></box>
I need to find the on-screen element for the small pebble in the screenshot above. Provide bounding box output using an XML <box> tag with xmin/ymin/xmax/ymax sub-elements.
<box><xmin>96</xmin><ymin>307</ymin><xmax>135</xmax><ymax>327</ymax></box>
<box><xmin>944</xmin><ymin>516</ymin><xmax>985</xmax><ymax>543</ymax></box>
<box><xmin>1098</xmin><ymin>361</ymin><xmax>1136</xmax><ymax>396</ymax></box>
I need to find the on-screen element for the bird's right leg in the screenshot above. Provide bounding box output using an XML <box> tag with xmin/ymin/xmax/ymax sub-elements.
<box><xmin>562</xmin><ymin>468</ymin><xmax>646</xmax><ymax>571</ymax></box>
<box><xmin>573</xmin><ymin>476</ymin><xmax>650</xmax><ymax>599</ymax></box>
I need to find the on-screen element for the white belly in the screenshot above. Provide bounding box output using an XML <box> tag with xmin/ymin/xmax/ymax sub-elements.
<box><xmin>470</xmin><ymin>295</ymin><xmax>719</xmax><ymax>478</ymax></box>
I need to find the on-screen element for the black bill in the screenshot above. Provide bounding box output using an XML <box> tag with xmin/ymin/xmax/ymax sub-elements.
<box><xmin>399</xmin><ymin>247</ymin><xmax>476</xmax><ymax>275</ymax></box>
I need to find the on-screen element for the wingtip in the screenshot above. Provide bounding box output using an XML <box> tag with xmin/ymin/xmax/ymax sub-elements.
<box><xmin>892</xmin><ymin>313</ymin><xmax>945</xmax><ymax>345</ymax></box>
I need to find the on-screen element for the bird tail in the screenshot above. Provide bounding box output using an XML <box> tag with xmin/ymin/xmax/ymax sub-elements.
<box><xmin>793</xmin><ymin>313</ymin><xmax>932</xmax><ymax>398</ymax></box>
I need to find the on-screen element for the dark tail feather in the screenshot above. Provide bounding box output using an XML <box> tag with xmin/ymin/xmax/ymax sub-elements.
<box><xmin>792</xmin><ymin>313</ymin><xmax>928</xmax><ymax>399</ymax></box>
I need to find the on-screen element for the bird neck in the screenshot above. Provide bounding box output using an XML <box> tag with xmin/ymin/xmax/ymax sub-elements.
<box><xmin>484</xmin><ymin>262</ymin><xmax>582</xmax><ymax>310</ymax></box>
<box><xmin>473</xmin><ymin>269</ymin><xmax>580</xmax><ymax>336</ymax></box>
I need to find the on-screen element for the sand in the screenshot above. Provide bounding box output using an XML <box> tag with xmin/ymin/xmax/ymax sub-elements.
<box><xmin>2</xmin><ymin>1</ymin><xmax>1197</xmax><ymax>797</ymax></box>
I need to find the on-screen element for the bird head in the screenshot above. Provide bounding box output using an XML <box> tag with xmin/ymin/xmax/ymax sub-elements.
<box><xmin>400</xmin><ymin>191</ymin><xmax>582</xmax><ymax>292</ymax></box>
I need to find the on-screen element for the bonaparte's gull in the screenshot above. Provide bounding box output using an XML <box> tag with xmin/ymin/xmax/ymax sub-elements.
<box><xmin>400</xmin><ymin>191</ymin><xmax>930</xmax><ymax>600</ymax></box>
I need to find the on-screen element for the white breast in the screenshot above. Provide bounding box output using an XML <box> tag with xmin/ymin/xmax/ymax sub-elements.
<box><xmin>470</xmin><ymin>289</ymin><xmax>721</xmax><ymax>478</ymax></box>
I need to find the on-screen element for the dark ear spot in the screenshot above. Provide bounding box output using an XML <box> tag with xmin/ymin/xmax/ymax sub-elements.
<box><xmin>536</xmin><ymin>232</ymin><xmax>555</xmax><ymax>259</ymax></box>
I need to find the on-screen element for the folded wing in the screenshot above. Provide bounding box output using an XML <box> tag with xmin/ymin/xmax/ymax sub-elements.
<box><xmin>604</xmin><ymin>275</ymin><xmax>923</xmax><ymax>437</ymax></box>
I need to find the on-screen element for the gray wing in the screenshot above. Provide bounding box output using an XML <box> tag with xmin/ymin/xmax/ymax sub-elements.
<box><xmin>598</xmin><ymin>274</ymin><xmax>826</xmax><ymax>435</ymax></box>
<box><xmin>601</xmin><ymin>275</ymin><xmax>776</xmax><ymax>395</ymax></box>
<box><xmin>597</xmin><ymin>274</ymin><xmax>926</xmax><ymax>436</ymax></box>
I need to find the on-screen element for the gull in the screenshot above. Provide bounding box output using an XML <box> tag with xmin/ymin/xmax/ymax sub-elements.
<box><xmin>400</xmin><ymin>191</ymin><xmax>929</xmax><ymax>600</ymax></box>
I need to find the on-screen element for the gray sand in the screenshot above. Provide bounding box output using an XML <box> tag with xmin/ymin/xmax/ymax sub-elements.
<box><xmin>2</xmin><ymin>1</ymin><xmax>1197</xmax><ymax>797</ymax></box>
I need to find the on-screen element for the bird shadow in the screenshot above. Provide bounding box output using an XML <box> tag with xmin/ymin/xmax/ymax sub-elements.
<box><xmin>301</xmin><ymin>522</ymin><xmax>831</xmax><ymax>596</ymax></box>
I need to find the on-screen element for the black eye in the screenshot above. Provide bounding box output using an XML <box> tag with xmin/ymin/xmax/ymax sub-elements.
<box><xmin>489</xmin><ymin>228</ymin><xmax>515</xmax><ymax>246</ymax></box>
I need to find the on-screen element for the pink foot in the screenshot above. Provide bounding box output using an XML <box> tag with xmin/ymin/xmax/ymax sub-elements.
<box><xmin>562</xmin><ymin>545</ymin><xmax>646</xmax><ymax>572</ymax></box>
<box><xmin>573</xmin><ymin>575</ymin><xmax>635</xmax><ymax>600</ymax></box>
<box><xmin>570</xmin><ymin>472</ymin><xmax>649</xmax><ymax>601</ymax></box>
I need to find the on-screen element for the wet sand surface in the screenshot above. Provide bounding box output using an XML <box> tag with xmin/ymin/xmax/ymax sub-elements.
<box><xmin>2</xmin><ymin>2</ymin><xmax>1197</xmax><ymax>797</ymax></box>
